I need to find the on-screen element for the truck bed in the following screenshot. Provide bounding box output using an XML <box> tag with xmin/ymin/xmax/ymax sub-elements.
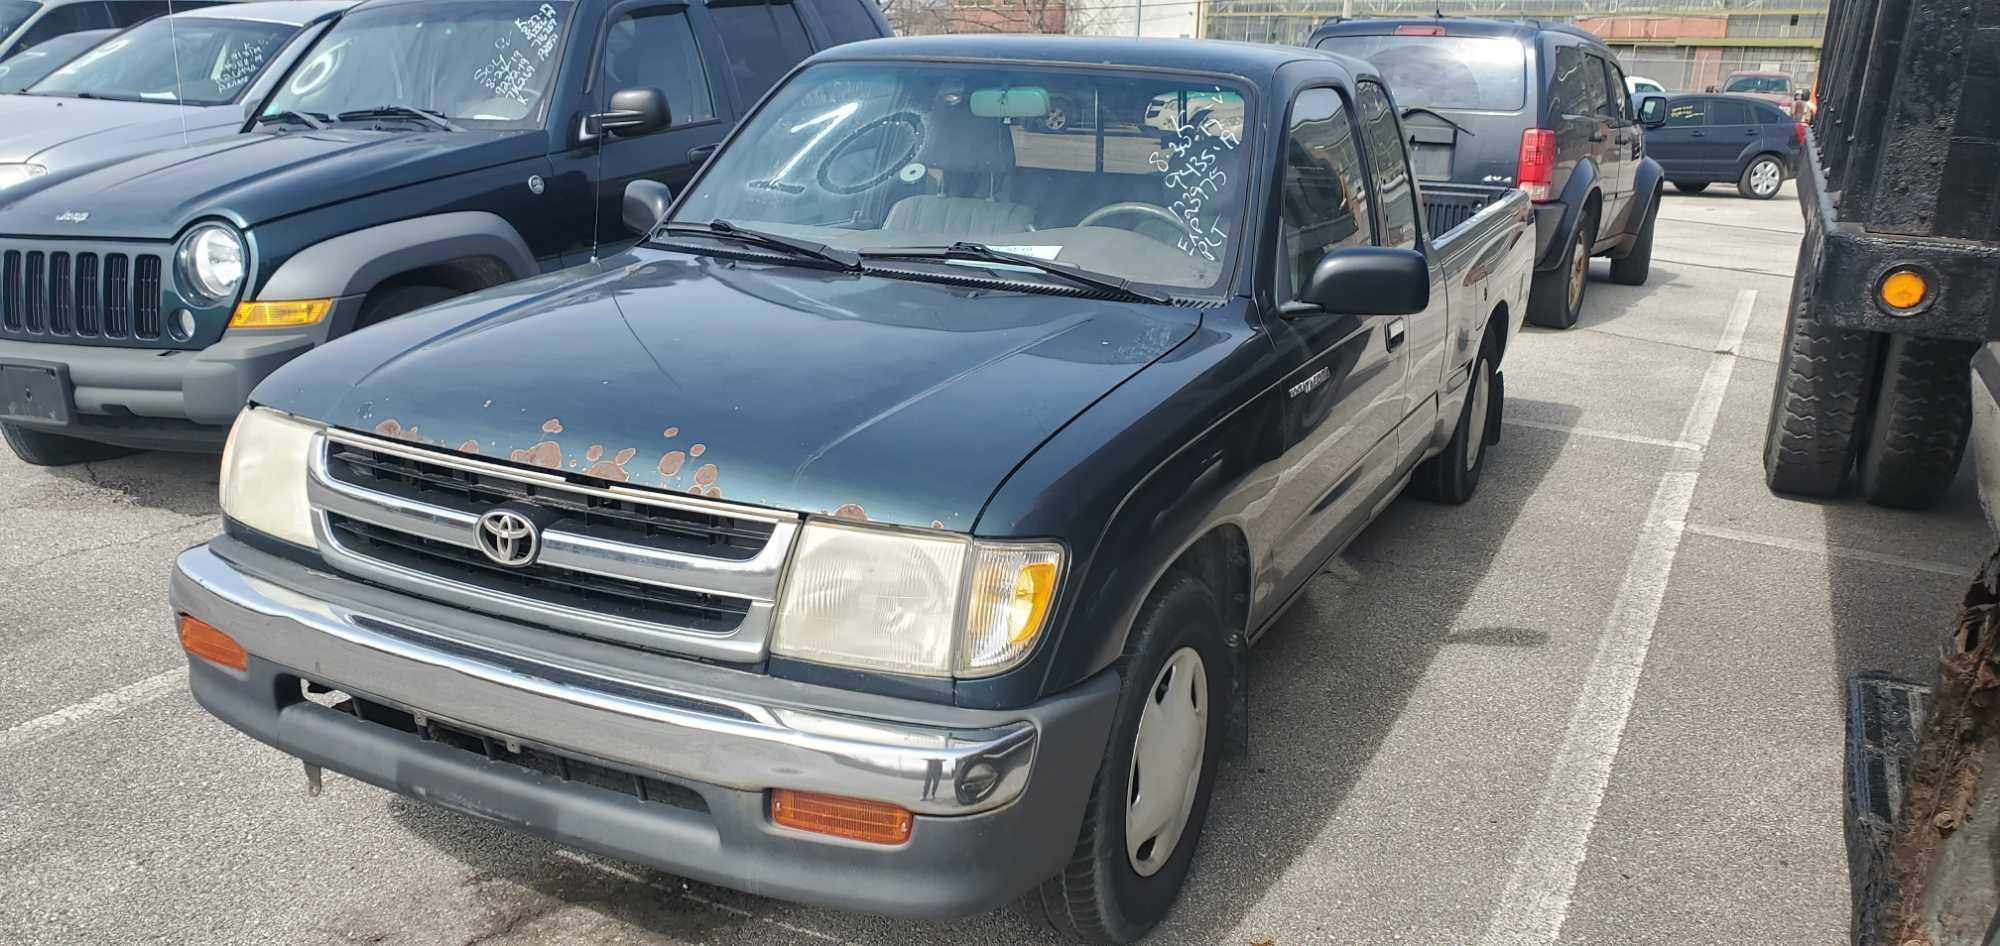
<box><xmin>1424</xmin><ymin>182</ymin><xmax>1532</xmax><ymax>262</ymax></box>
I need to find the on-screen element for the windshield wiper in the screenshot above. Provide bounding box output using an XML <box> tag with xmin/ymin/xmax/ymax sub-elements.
<box><xmin>334</xmin><ymin>105</ymin><xmax>460</xmax><ymax>132</ymax></box>
<box><xmin>255</xmin><ymin>109</ymin><xmax>328</xmax><ymax>130</ymax></box>
<box><xmin>1401</xmin><ymin>106</ymin><xmax>1475</xmax><ymax>138</ymax></box>
<box><xmin>655</xmin><ymin>219</ymin><xmax>861</xmax><ymax>271</ymax></box>
<box><xmin>859</xmin><ymin>242</ymin><xmax>1173</xmax><ymax>304</ymax></box>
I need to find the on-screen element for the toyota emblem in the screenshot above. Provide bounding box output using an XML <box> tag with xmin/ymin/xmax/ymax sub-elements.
<box><xmin>476</xmin><ymin>508</ymin><xmax>541</xmax><ymax>567</ymax></box>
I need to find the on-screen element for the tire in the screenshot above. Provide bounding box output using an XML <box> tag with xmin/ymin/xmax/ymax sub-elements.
<box><xmin>1609</xmin><ymin>189</ymin><xmax>1659</xmax><ymax>286</ymax></box>
<box><xmin>1039</xmin><ymin>96</ymin><xmax>1073</xmax><ymax>133</ymax></box>
<box><xmin>1763</xmin><ymin>255</ymin><xmax>1883</xmax><ymax>498</ymax></box>
<box><xmin>1040</xmin><ymin>572</ymin><xmax>1227</xmax><ymax>944</ymax></box>
<box><xmin>356</xmin><ymin>283</ymin><xmax>459</xmax><ymax>330</ymax></box>
<box><xmin>1856</xmin><ymin>334</ymin><xmax>1978</xmax><ymax>509</ymax></box>
<box><xmin>1411</xmin><ymin>332</ymin><xmax>1499</xmax><ymax>504</ymax></box>
<box><xmin>1527</xmin><ymin>207</ymin><xmax>1596</xmax><ymax>330</ymax></box>
<box><xmin>1738</xmin><ymin>155</ymin><xmax>1784</xmax><ymax>200</ymax></box>
<box><xmin>1</xmin><ymin>422</ymin><xmax>139</xmax><ymax>466</ymax></box>
<box><xmin>1673</xmin><ymin>181</ymin><xmax>1709</xmax><ymax>194</ymax></box>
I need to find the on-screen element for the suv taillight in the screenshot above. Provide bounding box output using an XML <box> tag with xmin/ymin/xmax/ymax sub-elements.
<box><xmin>1794</xmin><ymin>122</ymin><xmax>1807</xmax><ymax>147</ymax></box>
<box><xmin>1517</xmin><ymin>128</ymin><xmax>1556</xmax><ymax>202</ymax></box>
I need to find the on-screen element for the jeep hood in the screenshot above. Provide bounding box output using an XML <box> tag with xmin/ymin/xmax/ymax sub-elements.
<box><xmin>0</xmin><ymin>126</ymin><xmax>540</xmax><ymax>238</ymax></box>
<box><xmin>0</xmin><ymin>95</ymin><xmax>232</xmax><ymax>167</ymax></box>
<box><xmin>255</xmin><ymin>251</ymin><xmax>1200</xmax><ymax>531</ymax></box>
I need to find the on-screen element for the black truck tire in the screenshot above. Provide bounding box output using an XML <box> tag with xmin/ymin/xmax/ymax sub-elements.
<box><xmin>1609</xmin><ymin>189</ymin><xmax>1659</xmax><ymax>286</ymax></box>
<box><xmin>1763</xmin><ymin>282</ymin><xmax>1882</xmax><ymax>498</ymax></box>
<box><xmin>1040</xmin><ymin>572</ymin><xmax>1226</xmax><ymax>945</ymax></box>
<box><xmin>357</xmin><ymin>283</ymin><xmax>459</xmax><ymax>330</ymax></box>
<box><xmin>2</xmin><ymin>422</ymin><xmax>140</xmax><ymax>466</ymax></box>
<box><xmin>1412</xmin><ymin>333</ymin><xmax>1499</xmax><ymax>504</ymax></box>
<box><xmin>1527</xmin><ymin>208</ymin><xmax>1596</xmax><ymax>330</ymax></box>
<box><xmin>1673</xmin><ymin>181</ymin><xmax>1709</xmax><ymax>194</ymax></box>
<box><xmin>1855</xmin><ymin>334</ymin><xmax>1978</xmax><ymax>509</ymax></box>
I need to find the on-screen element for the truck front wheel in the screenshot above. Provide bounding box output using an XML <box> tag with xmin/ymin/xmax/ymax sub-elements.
<box><xmin>1763</xmin><ymin>284</ymin><xmax>1882</xmax><ymax>497</ymax></box>
<box><xmin>1040</xmin><ymin>572</ymin><xmax>1226</xmax><ymax>944</ymax></box>
<box><xmin>2</xmin><ymin>423</ymin><xmax>139</xmax><ymax>467</ymax></box>
<box><xmin>1857</xmin><ymin>334</ymin><xmax>1978</xmax><ymax>509</ymax></box>
<box><xmin>1412</xmin><ymin>332</ymin><xmax>1499</xmax><ymax>504</ymax></box>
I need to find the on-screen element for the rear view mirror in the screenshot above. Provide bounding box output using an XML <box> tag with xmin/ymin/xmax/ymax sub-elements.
<box><xmin>1637</xmin><ymin>95</ymin><xmax>1667</xmax><ymax>127</ymax></box>
<box><xmin>592</xmin><ymin>87</ymin><xmax>671</xmax><ymax>138</ymax></box>
<box><xmin>623</xmin><ymin>180</ymin><xmax>672</xmax><ymax>236</ymax></box>
<box><xmin>969</xmin><ymin>87</ymin><xmax>1050</xmax><ymax>119</ymax></box>
<box><xmin>1282</xmin><ymin>247</ymin><xmax>1430</xmax><ymax>319</ymax></box>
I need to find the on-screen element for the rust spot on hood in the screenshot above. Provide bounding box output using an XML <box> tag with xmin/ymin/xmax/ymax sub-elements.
<box><xmin>509</xmin><ymin>441</ymin><xmax>562</xmax><ymax>469</ymax></box>
<box><xmin>691</xmin><ymin>463</ymin><xmax>718</xmax><ymax>489</ymax></box>
<box><xmin>658</xmin><ymin>451</ymin><xmax>686</xmax><ymax>478</ymax></box>
<box><xmin>458</xmin><ymin>440</ymin><xmax>480</xmax><ymax>454</ymax></box>
<box><xmin>585</xmin><ymin>445</ymin><xmax>604</xmax><ymax>463</ymax></box>
<box><xmin>832</xmin><ymin>503</ymin><xmax>868</xmax><ymax>522</ymax></box>
<box><xmin>689</xmin><ymin>443</ymin><xmax>706</xmax><ymax>458</ymax></box>
<box><xmin>542</xmin><ymin>418</ymin><xmax>564</xmax><ymax>434</ymax></box>
<box><xmin>372</xmin><ymin>419</ymin><xmax>430</xmax><ymax>444</ymax></box>
<box><xmin>582</xmin><ymin>447</ymin><xmax>640</xmax><ymax>483</ymax></box>
<box><xmin>663</xmin><ymin>426</ymin><xmax>679</xmax><ymax>438</ymax></box>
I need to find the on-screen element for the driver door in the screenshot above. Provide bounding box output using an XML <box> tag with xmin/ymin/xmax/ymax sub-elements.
<box><xmin>567</xmin><ymin>1</ymin><xmax>732</xmax><ymax>256</ymax></box>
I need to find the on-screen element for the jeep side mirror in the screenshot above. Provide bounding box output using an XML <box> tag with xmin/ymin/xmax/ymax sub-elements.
<box><xmin>623</xmin><ymin>179</ymin><xmax>673</xmax><ymax>236</ymax></box>
<box><xmin>1637</xmin><ymin>95</ymin><xmax>1667</xmax><ymax>128</ymax></box>
<box><xmin>1705</xmin><ymin>85</ymin><xmax>1719</xmax><ymax>93</ymax></box>
<box><xmin>1280</xmin><ymin>247</ymin><xmax>1430</xmax><ymax>319</ymax></box>
<box><xmin>1794</xmin><ymin>89</ymin><xmax>1809</xmax><ymax>101</ymax></box>
<box><xmin>591</xmin><ymin>87</ymin><xmax>671</xmax><ymax>139</ymax></box>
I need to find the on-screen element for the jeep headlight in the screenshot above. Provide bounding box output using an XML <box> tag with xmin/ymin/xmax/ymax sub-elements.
<box><xmin>0</xmin><ymin>163</ymin><xmax>46</xmax><ymax>189</ymax></box>
<box><xmin>771</xmin><ymin>519</ymin><xmax>1063</xmax><ymax>678</ymax></box>
<box><xmin>219</xmin><ymin>407</ymin><xmax>320</xmax><ymax>547</ymax></box>
<box><xmin>176</xmin><ymin>223</ymin><xmax>246</xmax><ymax>303</ymax></box>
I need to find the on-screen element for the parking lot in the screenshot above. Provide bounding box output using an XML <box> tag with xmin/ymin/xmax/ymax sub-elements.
<box><xmin>1</xmin><ymin>183</ymin><xmax>1991</xmax><ymax>946</ymax></box>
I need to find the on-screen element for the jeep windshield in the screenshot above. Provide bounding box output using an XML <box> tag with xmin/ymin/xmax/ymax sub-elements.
<box><xmin>28</xmin><ymin>16</ymin><xmax>300</xmax><ymax>106</ymax></box>
<box><xmin>262</xmin><ymin>0</ymin><xmax>574</xmax><ymax>130</ymax></box>
<box><xmin>0</xmin><ymin>2</ymin><xmax>37</xmax><ymax>46</ymax></box>
<box><xmin>1314</xmin><ymin>35</ymin><xmax>1527</xmax><ymax>112</ymax></box>
<box><xmin>668</xmin><ymin>61</ymin><xmax>1253</xmax><ymax>295</ymax></box>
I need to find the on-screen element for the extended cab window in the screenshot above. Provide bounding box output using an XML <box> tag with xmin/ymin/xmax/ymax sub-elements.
<box><xmin>709</xmin><ymin>0</ymin><xmax>812</xmax><ymax>102</ymax></box>
<box><xmin>600</xmin><ymin>6</ymin><xmax>714</xmax><ymax>126</ymax></box>
<box><xmin>1278</xmin><ymin>87</ymin><xmax>1372</xmax><ymax>301</ymax></box>
<box><xmin>30</xmin><ymin>15</ymin><xmax>297</xmax><ymax>105</ymax></box>
<box><xmin>1354</xmin><ymin>80</ymin><xmax>1418</xmax><ymax>249</ymax></box>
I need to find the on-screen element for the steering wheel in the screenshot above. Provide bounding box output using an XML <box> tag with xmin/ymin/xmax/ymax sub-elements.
<box><xmin>815</xmin><ymin>111</ymin><xmax>925</xmax><ymax>196</ymax></box>
<box><xmin>1078</xmin><ymin>202</ymin><xmax>1187</xmax><ymax>232</ymax></box>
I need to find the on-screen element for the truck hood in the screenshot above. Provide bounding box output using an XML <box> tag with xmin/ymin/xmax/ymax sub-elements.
<box><xmin>0</xmin><ymin>126</ymin><xmax>540</xmax><ymax>238</ymax></box>
<box><xmin>255</xmin><ymin>250</ymin><xmax>1199</xmax><ymax>530</ymax></box>
<box><xmin>0</xmin><ymin>95</ymin><xmax>225</xmax><ymax>165</ymax></box>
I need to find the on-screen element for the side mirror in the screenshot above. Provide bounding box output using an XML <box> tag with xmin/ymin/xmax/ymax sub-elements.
<box><xmin>1794</xmin><ymin>89</ymin><xmax>1809</xmax><ymax>101</ymax></box>
<box><xmin>1704</xmin><ymin>85</ymin><xmax>1719</xmax><ymax>93</ymax></box>
<box><xmin>591</xmin><ymin>86</ymin><xmax>671</xmax><ymax>139</ymax></box>
<box><xmin>623</xmin><ymin>179</ymin><xmax>672</xmax><ymax>236</ymax></box>
<box><xmin>1637</xmin><ymin>94</ymin><xmax>1667</xmax><ymax>128</ymax></box>
<box><xmin>1282</xmin><ymin>247</ymin><xmax>1430</xmax><ymax>319</ymax></box>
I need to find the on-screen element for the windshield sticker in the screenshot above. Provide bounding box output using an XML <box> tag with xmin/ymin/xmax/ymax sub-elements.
<box><xmin>1148</xmin><ymin>110</ymin><xmax>1240</xmax><ymax>262</ymax></box>
<box><xmin>989</xmin><ymin>245</ymin><xmax>1062</xmax><ymax>260</ymax></box>
<box><xmin>214</xmin><ymin>41</ymin><xmax>271</xmax><ymax>95</ymax></box>
<box><xmin>475</xmin><ymin>5</ymin><xmax>561</xmax><ymax>106</ymax></box>
<box><xmin>287</xmin><ymin>41</ymin><xmax>342</xmax><ymax>96</ymax></box>
<box><xmin>516</xmin><ymin>4</ymin><xmax>562</xmax><ymax>60</ymax></box>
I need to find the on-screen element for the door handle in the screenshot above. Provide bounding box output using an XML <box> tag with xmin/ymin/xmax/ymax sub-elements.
<box><xmin>1386</xmin><ymin>318</ymin><xmax>1408</xmax><ymax>351</ymax></box>
<box><xmin>1691</xmin><ymin>130</ymin><xmax>1706</xmax><ymax>137</ymax></box>
<box><xmin>1744</xmin><ymin>128</ymin><xmax>1760</xmax><ymax>136</ymax></box>
<box><xmin>688</xmin><ymin>143</ymin><xmax>719</xmax><ymax>163</ymax></box>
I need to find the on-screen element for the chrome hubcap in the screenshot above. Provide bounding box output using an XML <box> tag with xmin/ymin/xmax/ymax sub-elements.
<box><xmin>1751</xmin><ymin>161</ymin><xmax>1780</xmax><ymax>195</ymax></box>
<box><xmin>1127</xmin><ymin>647</ymin><xmax>1208</xmax><ymax>877</ymax></box>
<box><xmin>1465</xmin><ymin>359</ymin><xmax>1491</xmax><ymax>471</ymax></box>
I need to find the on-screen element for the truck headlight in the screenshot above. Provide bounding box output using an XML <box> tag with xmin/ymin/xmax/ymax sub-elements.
<box><xmin>0</xmin><ymin>163</ymin><xmax>46</xmax><ymax>189</ymax></box>
<box><xmin>771</xmin><ymin>519</ymin><xmax>1063</xmax><ymax>678</ymax></box>
<box><xmin>219</xmin><ymin>407</ymin><xmax>320</xmax><ymax>547</ymax></box>
<box><xmin>176</xmin><ymin>223</ymin><xmax>246</xmax><ymax>303</ymax></box>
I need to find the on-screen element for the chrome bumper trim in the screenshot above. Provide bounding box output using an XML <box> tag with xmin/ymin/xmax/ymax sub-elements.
<box><xmin>172</xmin><ymin>544</ymin><xmax>1035</xmax><ymax>816</ymax></box>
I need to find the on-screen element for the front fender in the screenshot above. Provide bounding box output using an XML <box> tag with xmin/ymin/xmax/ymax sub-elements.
<box><xmin>1608</xmin><ymin>157</ymin><xmax>1664</xmax><ymax>259</ymax></box>
<box><xmin>255</xmin><ymin>211</ymin><xmax>537</xmax><ymax>304</ymax></box>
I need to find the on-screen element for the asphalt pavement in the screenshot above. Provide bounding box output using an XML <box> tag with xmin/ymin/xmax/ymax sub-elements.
<box><xmin>2</xmin><ymin>181</ymin><xmax>1990</xmax><ymax>946</ymax></box>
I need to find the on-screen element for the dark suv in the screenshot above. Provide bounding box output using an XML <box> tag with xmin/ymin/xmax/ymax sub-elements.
<box><xmin>0</xmin><ymin>0</ymin><xmax>889</xmax><ymax>466</ymax></box>
<box><xmin>1310</xmin><ymin>17</ymin><xmax>1666</xmax><ymax>329</ymax></box>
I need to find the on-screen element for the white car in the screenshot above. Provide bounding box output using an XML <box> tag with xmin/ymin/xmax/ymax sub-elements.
<box><xmin>1626</xmin><ymin>75</ymin><xmax>1666</xmax><ymax>95</ymax></box>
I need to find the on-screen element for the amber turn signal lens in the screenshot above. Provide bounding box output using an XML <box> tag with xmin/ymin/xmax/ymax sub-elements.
<box><xmin>769</xmin><ymin>789</ymin><xmax>913</xmax><ymax>845</ymax></box>
<box><xmin>178</xmin><ymin>614</ymin><xmax>247</xmax><ymax>672</ymax></box>
<box><xmin>1879</xmin><ymin>270</ymin><xmax>1928</xmax><ymax>312</ymax></box>
<box><xmin>229</xmin><ymin>298</ymin><xmax>331</xmax><ymax>329</ymax></box>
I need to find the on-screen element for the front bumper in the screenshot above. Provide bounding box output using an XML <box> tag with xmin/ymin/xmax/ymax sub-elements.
<box><xmin>169</xmin><ymin>537</ymin><xmax>1117</xmax><ymax>918</ymax></box>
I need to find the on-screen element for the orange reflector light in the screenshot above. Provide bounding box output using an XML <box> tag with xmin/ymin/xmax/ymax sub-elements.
<box><xmin>1879</xmin><ymin>270</ymin><xmax>1928</xmax><ymax>312</ymax></box>
<box><xmin>178</xmin><ymin>614</ymin><xmax>247</xmax><ymax>672</ymax></box>
<box><xmin>229</xmin><ymin>298</ymin><xmax>331</xmax><ymax>329</ymax></box>
<box><xmin>770</xmin><ymin>789</ymin><xmax>913</xmax><ymax>845</ymax></box>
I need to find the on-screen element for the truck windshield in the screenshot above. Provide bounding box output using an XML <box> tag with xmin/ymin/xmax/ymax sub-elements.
<box><xmin>1725</xmin><ymin>75</ymin><xmax>1789</xmax><ymax>94</ymax></box>
<box><xmin>28</xmin><ymin>17</ymin><xmax>299</xmax><ymax>106</ymax></box>
<box><xmin>1316</xmin><ymin>35</ymin><xmax>1527</xmax><ymax>111</ymax></box>
<box><xmin>0</xmin><ymin>1</ymin><xmax>38</xmax><ymax>45</ymax></box>
<box><xmin>263</xmin><ymin>1</ymin><xmax>574</xmax><ymax>129</ymax></box>
<box><xmin>670</xmin><ymin>61</ymin><xmax>1253</xmax><ymax>295</ymax></box>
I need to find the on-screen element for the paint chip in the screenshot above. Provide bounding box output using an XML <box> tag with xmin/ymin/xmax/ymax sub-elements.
<box><xmin>586</xmin><ymin>444</ymin><xmax>604</xmax><ymax>463</ymax></box>
<box><xmin>459</xmin><ymin>440</ymin><xmax>480</xmax><ymax>454</ymax></box>
<box><xmin>692</xmin><ymin>463</ymin><xmax>718</xmax><ymax>486</ymax></box>
<box><xmin>542</xmin><ymin>418</ymin><xmax>563</xmax><ymax>434</ymax></box>
<box><xmin>689</xmin><ymin>443</ymin><xmax>706</xmax><ymax>458</ymax></box>
<box><xmin>658</xmin><ymin>451</ymin><xmax>686</xmax><ymax>478</ymax></box>
<box><xmin>832</xmin><ymin>503</ymin><xmax>868</xmax><ymax>522</ymax></box>
<box><xmin>509</xmin><ymin>440</ymin><xmax>562</xmax><ymax>469</ymax></box>
<box><xmin>663</xmin><ymin>426</ymin><xmax>679</xmax><ymax>438</ymax></box>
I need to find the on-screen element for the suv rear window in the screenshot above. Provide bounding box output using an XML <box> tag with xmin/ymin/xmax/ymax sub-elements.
<box><xmin>1314</xmin><ymin>34</ymin><xmax>1526</xmax><ymax>112</ymax></box>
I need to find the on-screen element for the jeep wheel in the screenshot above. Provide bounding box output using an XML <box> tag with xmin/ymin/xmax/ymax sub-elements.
<box><xmin>1040</xmin><ymin>572</ymin><xmax>1225</xmax><ymax>944</ymax></box>
<box><xmin>1527</xmin><ymin>208</ymin><xmax>1596</xmax><ymax>329</ymax></box>
<box><xmin>1609</xmin><ymin>188</ymin><xmax>1659</xmax><ymax>286</ymax></box>
<box><xmin>2</xmin><ymin>422</ymin><xmax>139</xmax><ymax>467</ymax></box>
<box><xmin>1673</xmin><ymin>181</ymin><xmax>1708</xmax><ymax>194</ymax></box>
<box><xmin>1857</xmin><ymin>334</ymin><xmax>1978</xmax><ymax>509</ymax></box>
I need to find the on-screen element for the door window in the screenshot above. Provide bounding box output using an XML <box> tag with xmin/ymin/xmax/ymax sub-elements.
<box><xmin>814</xmin><ymin>0</ymin><xmax>881</xmax><ymax>44</ymax></box>
<box><xmin>1577</xmin><ymin>53</ymin><xmax>1613</xmax><ymax>121</ymax></box>
<box><xmin>708</xmin><ymin>0</ymin><xmax>811</xmax><ymax>102</ymax></box>
<box><xmin>1597</xmin><ymin>55</ymin><xmax>1629</xmax><ymax>120</ymax></box>
<box><xmin>1278</xmin><ymin>88</ymin><xmax>1373</xmax><ymax>302</ymax></box>
<box><xmin>102</xmin><ymin>1</ymin><xmax>168</xmax><ymax>27</ymax></box>
<box><xmin>1552</xmin><ymin>45</ymin><xmax>1593</xmax><ymax>118</ymax></box>
<box><xmin>15</xmin><ymin>3</ymin><xmax>109</xmax><ymax>51</ymax></box>
<box><xmin>601</xmin><ymin>5</ymin><xmax>714</xmax><ymax>126</ymax></box>
<box><xmin>1706</xmin><ymin>99</ymin><xmax>1753</xmax><ymax>126</ymax></box>
<box><xmin>1354</xmin><ymin>81</ymin><xmax>1419</xmax><ymax>249</ymax></box>
<box><xmin>1665</xmin><ymin>98</ymin><xmax>1706</xmax><ymax>127</ymax></box>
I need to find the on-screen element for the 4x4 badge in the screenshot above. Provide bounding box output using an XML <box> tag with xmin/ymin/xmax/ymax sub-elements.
<box><xmin>55</xmin><ymin>211</ymin><xmax>88</xmax><ymax>223</ymax></box>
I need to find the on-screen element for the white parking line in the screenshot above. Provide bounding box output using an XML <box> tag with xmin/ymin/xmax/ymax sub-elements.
<box><xmin>0</xmin><ymin>667</ymin><xmax>187</xmax><ymax>754</ymax></box>
<box><xmin>1504</xmin><ymin>418</ymin><xmax>1701</xmax><ymax>453</ymax></box>
<box><xmin>1478</xmin><ymin>289</ymin><xmax>1756</xmax><ymax>946</ymax></box>
<box><xmin>1684</xmin><ymin>523</ymin><xmax>1973</xmax><ymax>578</ymax></box>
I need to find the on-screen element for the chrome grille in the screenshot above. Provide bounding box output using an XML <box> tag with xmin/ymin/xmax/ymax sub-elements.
<box><xmin>307</xmin><ymin>429</ymin><xmax>799</xmax><ymax>663</ymax></box>
<box><xmin>0</xmin><ymin>248</ymin><xmax>166</xmax><ymax>340</ymax></box>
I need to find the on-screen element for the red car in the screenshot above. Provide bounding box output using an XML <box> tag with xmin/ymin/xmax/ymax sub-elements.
<box><xmin>1711</xmin><ymin>70</ymin><xmax>1808</xmax><ymax>119</ymax></box>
